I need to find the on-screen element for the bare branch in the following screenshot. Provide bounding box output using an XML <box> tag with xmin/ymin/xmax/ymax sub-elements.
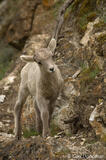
<box><xmin>53</xmin><ymin>0</ymin><xmax>74</xmax><ymax>41</ymax></box>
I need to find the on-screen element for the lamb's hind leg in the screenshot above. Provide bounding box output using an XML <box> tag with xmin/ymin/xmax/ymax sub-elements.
<box><xmin>33</xmin><ymin>99</ymin><xmax>42</xmax><ymax>134</ymax></box>
<box><xmin>48</xmin><ymin>102</ymin><xmax>55</xmax><ymax>127</ymax></box>
<box><xmin>14</xmin><ymin>86</ymin><xmax>29</xmax><ymax>140</ymax></box>
<box><xmin>36</xmin><ymin>97</ymin><xmax>50</xmax><ymax>138</ymax></box>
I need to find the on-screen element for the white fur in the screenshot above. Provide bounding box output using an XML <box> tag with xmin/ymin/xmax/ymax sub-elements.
<box><xmin>14</xmin><ymin>39</ymin><xmax>63</xmax><ymax>139</ymax></box>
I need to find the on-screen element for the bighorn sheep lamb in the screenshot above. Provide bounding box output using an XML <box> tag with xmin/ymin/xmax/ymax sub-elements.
<box><xmin>14</xmin><ymin>38</ymin><xmax>63</xmax><ymax>139</ymax></box>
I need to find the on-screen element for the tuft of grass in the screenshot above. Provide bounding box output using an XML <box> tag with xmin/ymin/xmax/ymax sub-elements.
<box><xmin>50</xmin><ymin>122</ymin><xmax>61</xmax><ymax>136</ymax></box>
<box><xmin>79</xmin><ymin>64</ymin><xmax>100</xmax><ymax>86</ymax></box>
<box><xmin>85</xmin><ymin>138</ymin><xmax>98</xmax><ymax>144</ymax></box>
<box><xmin>103</xmin><ymin>15</ymin><xmax>106</xmax><ymax>23</ymax></box>
<box><xmin>0</xmin><ymin>42</ymin><xmax>18</xmax><ymax>80</ymax></box>
<box><xmin>76</xmin><ymin>0</ymin><xmax>97</xmax><ymax>33</ymax></box>
<box><xmin>55</xmin><ymin>148</ymin><xmax>70</xmax><ymax>158</ymax></box>
<box><xmin>23</xmin><ymin>128</ymin><xmax>39</xmax><ymax>138</ymax></box>
<box><xmin>64</xmin><ymin>5</ymin><xmax>73</xmax><ymax>19</ymax></box>
<box><xmin>52</xmin><ymin>0</ymin><xmax>65</xmax><ymax>18</ymax></box>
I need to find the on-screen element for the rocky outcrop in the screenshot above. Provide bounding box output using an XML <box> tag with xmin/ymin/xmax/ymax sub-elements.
<box><xmin>6</xmin><ymin>0</ymin><xmax>41</xmax><ymax>49</ymax></box>
<box><xmin>89</xmin><ymin>101</ymin><xmax>106</xmax><ymax>143</ymax></box>
<box><xmin>0</xmin><ymin>0</ymin><xmax>24</xmax><ymax>39</ymax></box>
<box><xmin>5</xmin><ymin>0</ymin><xmax>57</xmax><ymax>50</ymax></box>
<box><xmin>52</xmin><ymin>15</ymin><xmax>106</xmax><ymax>139</ymax></box>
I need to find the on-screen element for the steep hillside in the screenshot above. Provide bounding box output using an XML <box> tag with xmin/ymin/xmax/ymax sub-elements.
<box><xmin>0</xmin><ymin>0</ymin><xmax>105</xmax><ymax>159</ymax></box>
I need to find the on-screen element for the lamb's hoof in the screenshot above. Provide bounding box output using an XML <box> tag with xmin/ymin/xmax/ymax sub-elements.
<box><xmin>42</xmin><ymin>132</ymin><xmax>50</xmax><ymax>139</ymax></box>
<box><xmin>15</xmin><ymin>135</ymin><xmax>21</xmax><ymax>141</ymax></box>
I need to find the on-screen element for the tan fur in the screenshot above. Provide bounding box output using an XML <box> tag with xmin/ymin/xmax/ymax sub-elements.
<box><xmin>14</xmin><ymin>39</ymin><xmax>63</xmax><ymax>139</ymax></box>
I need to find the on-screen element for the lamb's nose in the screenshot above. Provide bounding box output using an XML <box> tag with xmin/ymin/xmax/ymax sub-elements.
<box><xmin>50</xmin><ymin>67</ymin><xmax>54</xmax><ymax>72</ymax></box>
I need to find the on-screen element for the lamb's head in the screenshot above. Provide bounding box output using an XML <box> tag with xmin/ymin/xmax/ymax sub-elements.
<box><xmin>21</xmin><ymin>38</ymin><xmax>56</xmax><ymax>73</ymax></box>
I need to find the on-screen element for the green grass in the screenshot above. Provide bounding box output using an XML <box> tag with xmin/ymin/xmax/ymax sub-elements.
<box><xmin>0</xmin><ymin>63</ymin><xmax>11</xmax><ymax>80</ymax></box>
<box><xmin>79</xmin><ymin>63</ymin><xmax>100</xmax><ymax>87</ymax></box>
<box><xmin>80</xmin><ymin>65</ymin><xmax>100</xmax><ymax>80</ymax></box>
<box><xmin>85</xmin><ymin>138</ymin><xmax>98</xmax><ymax>144</ymax></box>
<box><xmin>0</xmin><ymin>42</ymin><xmax>18</xmax><ymax>80</ymax></box>
<box><xmin>23</xmin><ymin>129</ymin><xmax>39</xmax><ymax>138</ymax></box>
<box><xmin>52</xmin><ymin>0</ymin><xmax>65</xmax><ymax>18</ymax></box>
<box><xmin>50</xmin><ymin>122</ymin><xmax>61</xmax><ymax>136</ymax></box>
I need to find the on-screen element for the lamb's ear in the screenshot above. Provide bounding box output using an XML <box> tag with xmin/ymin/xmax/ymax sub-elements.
<box><xmin>48</xmin><ymin>38</ymin><xmax>56</xmax><ymax>52</ymax></box>
<box><xmin>20</xmin><ymin>55</ymin><xmax>34</xmax><ymax>62</ymax></box>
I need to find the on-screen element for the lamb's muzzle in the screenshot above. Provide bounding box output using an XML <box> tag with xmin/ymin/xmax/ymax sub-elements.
<box><xmin>49</xmin><ymin>67</ymin><xmax>54</xmax><ymax>72</ymax></box>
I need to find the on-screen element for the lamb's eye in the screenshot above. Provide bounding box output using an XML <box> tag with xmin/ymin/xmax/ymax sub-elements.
<box><xmin>38</xmin><ymin>62</ymin><xmax>42</xmax><ymax>65</ymax></box>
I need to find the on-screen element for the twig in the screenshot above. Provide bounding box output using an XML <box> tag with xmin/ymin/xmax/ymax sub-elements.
<box><xmin>72</xmin><ymin>69</ymin><xmax>81</xmax><ymax>79</ymax></box>
<box><xmin>53</xmin><ymin>0</ymin><xmax>74</xmax><ymax>41</ymax></box>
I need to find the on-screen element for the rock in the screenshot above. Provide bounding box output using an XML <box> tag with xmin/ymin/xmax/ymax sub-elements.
<box><xmin>5</xmin><ymin>75</ymin><xmax>16</xmax><ymax>85</ymax></box>
<box><xmin>0</xmin><ymin>121</ymin><xmax>3</xmax><ymax>127</ymax></box>
<box><xmin>42</xmin><ymin>0</ymin><xmax>55</xmax><ymax>8</ymax></box>
<box><xmin>0</xmin><ymin>0</ymin><xmax>11</xmax><ymax>38</ymax></box>
<box><xmin>0</xmin><ymin>73</ymin><xmax>16</xmax><ymax>91</ymax></box>
<box><xmin>6</xmin><ymin>0</ymin><xmax>41</xmax><ymax>49</ymax></box>
<box><xmin>0</xmin><ymin>132</ymin><xmax>14</xmax><ymax>143</ymax></box>
<box><xmin>30</xmin><ymin>4</ymin><xmax>56</xmax><ymax>35</ymax></box>
<box><xmin>23</xmin><ymin>34</ymin><xmax>50</xmax><ymax>55</ymax></box>
<box><xmin>89</xmin><ymin>102</ymin><xmax>106</xmax><ymax>143</ymax></box>
<box><xmin>52</xmin><ymin>79</ymin><xmax>80</xmax><ymax>134</ymax></box>
<box><xmin>53</xmin><ymin>14</ymin><xmax>106</xmax><ymax>134</ymax></box>
<box><xmin>80</xmin><ymin>18</ymin><xmax>100</xmax><ymax>46</ymax></box>
<box><xmin>53</xmin><ymin>103</ymin><xmax>71</xmax><ymax>135</ymax></box>
<box><xmin>0</xmin><ymin>0</ymin><xmax>22</xmax><ymax>38</ymax></box>
<box><xmin>0</xmin><ymin>95</ymin><xmax>6</xmax><ymax>103</ymax></box>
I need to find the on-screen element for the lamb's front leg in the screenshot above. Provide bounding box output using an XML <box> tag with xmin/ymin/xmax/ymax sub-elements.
<box><xmin>14</xmin><ymin>86</ymin><xmax>29</xmax><ymax>140</ymax></box>
<box><xmin>41</xmin><ymin>108</ymin><xmax>50</xmax><ymax>138</ymax></box>
<box><xmin>36</xmin><ymin>97</ymin><xmax>50</xmax><ymax>138</ymax></box>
